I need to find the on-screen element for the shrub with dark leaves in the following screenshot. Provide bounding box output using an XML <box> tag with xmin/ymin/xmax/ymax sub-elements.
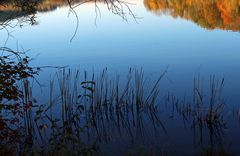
<box><xmin>0</xmin><ymin>47</ymin><xmax>39</xmax><ymax>154</ymax></box>
<box><xmin>0</xmin><ymin>47</ymin><xmax>39</xmax><ymax>101</ymax></box>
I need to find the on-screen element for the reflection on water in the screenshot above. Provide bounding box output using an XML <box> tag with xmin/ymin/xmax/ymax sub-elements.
<box><xmin>1</xmin><ymin>0</ymin><xmax>240</xmax><ymax>31</ymax></box>
<box><xmin>0</xmin><ymin>0</ymin><xmax>79</xmax><ymax>12</ymax></box>
<box><xmin>0</xmin><ymin>0</ymin><xmax>135</xmax><ymax>24</ymax></box>
<box><xmin>144</xmin><ymin>0</ymin><xmax>240</xmax><ymax>31</ymax></box>
<box><xmin>1</xmin><ymin>0</ymin><xmax>240</xmax><ymax>155</ymax></box>
<box><xmin>0</xmin><ymin>66</ymin><xmax>238</xmax><ymax>155</ymax></box>
<box><xmin>0</xmin><ymin>0</ymin><xmax>83</xmax><ymax>12</ymax></box>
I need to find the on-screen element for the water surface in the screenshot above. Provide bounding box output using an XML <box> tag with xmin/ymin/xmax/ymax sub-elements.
<box><xmin>1</xmin><ymin>0</ymin><xmax>240</xmax><ymax>155</ymax></box>
<box><xmin>2</xmin><ymin>1</ymin><xmax>240</xmax><ymax>102</ymax></box>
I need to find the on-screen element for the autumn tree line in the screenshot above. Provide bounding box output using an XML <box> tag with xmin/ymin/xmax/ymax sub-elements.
<box><xmin>144</xmin><ymin>0</ymin><xmax>240</xmax><ymax>31</ymax></box>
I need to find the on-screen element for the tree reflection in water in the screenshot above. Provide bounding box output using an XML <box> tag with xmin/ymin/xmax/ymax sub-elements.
<box><xmin>144</xmin><ymin>0</ymin><xmax>240</xmax><ymax>31</ymax></box>
<box><xmin>0</xmin><ymin>0</ymin><xmax>239</xmax><ymax>155</ymax></box>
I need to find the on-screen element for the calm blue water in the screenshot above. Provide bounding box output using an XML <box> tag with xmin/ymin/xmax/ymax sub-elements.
<box><xmin>2</xmin><ymin>1</ymin><xmax>240</xmax><ymax>105</ymax></box>
<box><xmin>1</xmin><ymin>1</ymin><xmax>240</xmax><ymax>155</ymax></box>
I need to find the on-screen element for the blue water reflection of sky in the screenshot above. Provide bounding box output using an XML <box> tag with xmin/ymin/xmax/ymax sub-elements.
<box><xmin>1</xmin><ymin>1</ymin><xmax>240</xmax><ymax>105</ymax></box>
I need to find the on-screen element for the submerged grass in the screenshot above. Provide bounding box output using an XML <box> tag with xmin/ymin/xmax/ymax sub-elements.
<box><xmin>1</xmin><ymin>66</ymin><xmax>237</xmax><ymax>155</ymax></box>
<box><xmin>166</xmin><ymin>75</ymin><xmax>228</xmax><ymax>150</ymax></box>
<box><xmin>0</xmin><ymin>68</ymin><xmax>168</xmax><ymax>155</ymax></box>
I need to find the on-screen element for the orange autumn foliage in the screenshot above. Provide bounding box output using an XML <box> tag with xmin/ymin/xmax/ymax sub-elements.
<box><xmin>144</xmin><ymin>0</ymin><xmax>240</xmax><ymax>31</ymax></box>
<box><xmin>1</xmin><ymin>0</ymin><xmax>240</xmax><ymax>31</ymax></box>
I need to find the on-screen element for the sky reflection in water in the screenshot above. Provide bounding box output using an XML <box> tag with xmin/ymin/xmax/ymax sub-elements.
<box><xmin>1</xmin><ymin>0</ymin><xmax>240</xmax><ymax>103</ymax></box>
<box><xmin>1</xmin><ymin>1</ymin><xmax>240</xmax><ymax>155</ymax></box>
